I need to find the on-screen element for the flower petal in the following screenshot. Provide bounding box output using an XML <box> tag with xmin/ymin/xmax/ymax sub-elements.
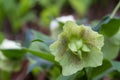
<box><xmin>59</xmin><ymin>50</ymin><xmax>84</xmax><ymax>76</ymax></box>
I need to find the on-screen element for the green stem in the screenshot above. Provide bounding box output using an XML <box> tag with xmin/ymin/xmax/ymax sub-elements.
<box><xmin>83</xmin><ymin>68</ymin><xmax>89</xmax><ymax>80</ymax></box>
<box><xmin>110</xmin><ymin>1</ymin><xmax>120</xmax><ymax>18</ymax></box>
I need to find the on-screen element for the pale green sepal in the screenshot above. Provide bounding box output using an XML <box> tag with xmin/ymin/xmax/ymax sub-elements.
<box><xmin>75</xmin><ymin>40</ymin><xmax>83</xmax><ymax>50</ymax></box>
<box><xmin>68</xmin><ymin>42</ymin><xmax>77</xmax><ymax>52</ymax></box>
<box><xmin>82</xmin><ymin>44</ymin><xmax>90</xmax><ymax>52</ymax></box>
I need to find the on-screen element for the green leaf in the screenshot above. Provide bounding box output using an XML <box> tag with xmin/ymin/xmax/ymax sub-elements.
<box><xmin>0</xmin><ymin>71</ymin><xmax>11</xmax><ymax>80</ymax></box>
<box><xmin>2</xmin><ymin>0</ymin><xmax>16</xmax><ymax>19</ymax></box>
<box><xmin>23</xmin><ymin>29</ymin><xmax>33</xmax><ymax>48</ymax></box>
<box><xmin>90</xmin><ymin>60</ymin><xmax>113</xmax><ymax>80</ymax></box>
<box><xmin>27</xmin><ymin>30</ymin><xmax>56</xmax><ymax>63</ymax></box>
<box><xmin>38</xmin><ymin>0</ymin><xmax>51</xmax><ymax>8</ymax></box>
<box><xmin>18</xmin><ymin>0</ymin><xmax>34</xmax><ymax>17</ymax></box>
<box><xmin>40</xmin><ymin>5</ymin><xmax>59</xmax><ymax>26</ymax></box>
<box><xmin>31</xmin><ymin>30</ymin><xmax>53</xmax><ymax>45</ymax></box>
<box><xmin>100</xmin><ymin>18</ymin><xmax>120</xmax><ymax>37</ymax></box>
<box><xmin>32</xmin><ymin>39</ymin><xmax>44</xmax><ymax>43</ymax></box>
<box><xmin>29</xmin><ymin>41</ymin><xmax>50</xmax><ymax>53</ymax></box>
<box><xmin>0</xmin><ymin>1</ymin><xmax>5</xmax><ymax>25</ymax></box>
<box><xmin>92</xmin><ymin>16</ymin><xmax>110</xmax><ymax>32</ymax></box>
<box><xmin>102</xmin><ymin>37</ymin><xmax>120</xmax><ymax>60</ymax></box>
<box><xmin>57</xmin><ymin>70</ymin><xmax>85</xmax><ymax>80</ymax></box>
<box><xmin>0</xmin><ymin>58</ymin><xmax>21</xmax><ymax>72</ymax></box>
<box><xmin>1</xmin><ymin>49</ymin><xmax>26</xmax><ymax>60</ymax></box>
<box><xmin>55</xmin><ymin>0</ymin><xmax>66</xmax><ymax>9</ymax></box>
<box><xmin>0</xmin><ymin>51</ymin><xmax>21</xmax><ymax>72</ymax></box>
<box><xmin>25</xmin><ymin>48</ymin><xmax>55</xmax><ymax>63</ymax></box>
<box><xmin>57</xmin><ymin>74</ymin><xmax>77</xmax><ymax>80</ymax></box>
<box><xmin>49</xmin><ymin>66</ymin><xmax>61</xmax><ymax>80</ymax></box>
<box><xmin>0</xmin><ymin>32</ymin><xmax>4</xmax><ymax>43</ymax></box>
<box><xmin>0</xmin><ymin>39</ymin><xmax>26</xmax><ymax>59</ymax></box>
<box><xmin>69</xmin><ymin>0</ymin><xmax>91</xmax><ymax>17</ymax></box>
<box><xmin>12</xmin><ymin>12</ymin><xmax>35</xmax><ymax>33</ymax></box>
<box><xmin>102</xmin><ymin>28</ymin><xmax>120</xmax><ymax>60</ymax></box>
<box><xmin>29</xmin><ymin>30</ymin><xmax>53</xmax><ymax>53</ymax></box>
<box><xmin>109</xmin><ymin>29</ymin><xmax>120</xmax><ymax>46</ymax></box>
<box><xmin>111</xmin><ymin>61</ymin><xmax>120</xmax><ymax>72</ymax></box>
<box><xmin>28</xmin><ymin>40</ymin><xmax>55</xmax><ymax>63</ymax></box>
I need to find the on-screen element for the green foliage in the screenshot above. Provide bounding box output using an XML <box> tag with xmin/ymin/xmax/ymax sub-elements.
<box><xmin>0</xmin><ymin>39</ymin><xmax>26</xmax><ymax>72</ymax></box>
<box><xmin>31</xmin><ymin>30</ymin><xmax>54</xmax><ymax>45</ymax></box>
<box><xmin>99</xmin><ymin>18</ymin><xmax>120</xmax><ymax>60</ymax></box>
<box><xmin>111</xmin><ymin>61</ymin><xmax>120</xmax><ymax>72</ymax></box>
<box><xmin>57</xmin><ymin>74</ymin><xmax>77</xmax><ymax>80</ymax></box>
<box><xmin>93</xmin><ymin>16</ymin><xmax>110</xmax><ymax>31</ymax></box>
<box><xmin>39</xmin><ymin>0</ymin><xmax>65</xmax><ymax>26</ymax></box>
<box><xmin>100</xmin><ymin>18</ymin><xmax>120</xmax><ymax>37</ymax></box>
<box><xmin>38</xmin><ymin>0</ymin><xmax>51</xmax><ymax>8</ymax></box>
<box><xmin>0</xmin><ymin>0</ymin><xmax>120</xmax><ymax>80</ymax></box>
<box><xmin>102</xmin><ymin>28</ymin><xmax>120</xmax><ymax>60</ymax></box>
<box><xmin>18</xmin><ymin>0</ymin><xmax>34</xmax><ymax>17</ymax></box>
<box><xmin>89</xmin><ymin>60</ymin><xmax>113</xmax><ymax>80</ymax></box>
<box><xmin>40</xmin><ymin>5</ymin><xmax>60</xmax><ymax>26</ymax></box>
<box><xmin>102</xmin><ymin>37</ymin><xmax>119</xmax><ymax>60</ymax></box>
<box><xmin>0</xmin><ymin>32</ymin><xmax>4</xmax><ymax>43</ymax></box>
<box><xmin>0</xmin><ymin>71</ymin><xmax>10</xmax><ymax>80</ymax></box>
<box><xmin>0</xmin><ymin>58</ymin><xmax>21</xmax><ymax>72</ymax></box>
<box><xmin>49</xmin><ymin>66</ymin><xmax>61</xmax><ymax>80</ymax></box>
<box><xmin>69</xmin><ymin>0</ymin><xmax>91</xmax><ymax>17</ymax></box>
<box><xmin>25</xmin><ymin>3</ymin><xmax>120</xmax><ymax>80</ymax></box>
<box><xmin>1</xmin><ymin>49</ymin><xmax>26</xmax><ymax>60</ymax></box>
<box><xmin>39</xmin><ymin>0</ymin><xmax>91</xmax><ymax>26</ymax></box>
<box><xmin>26</xmin><ymin>30</ymin><xmax>55</xmax><ymax>62</ymax></box>
<box><xmin>0</xmin><ymin>0</ymin><xmax>35</xmax><ymax>33</ymax></box>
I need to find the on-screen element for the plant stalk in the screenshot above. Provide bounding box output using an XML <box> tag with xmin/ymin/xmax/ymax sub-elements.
<box><xmin>83</xmin><ymin>68</ymin><xmax>89</xmax><ymax>80</ymax></box>
<box><xmin>110</xmin><ymin>1</ymin><xmax>120</xmax><ymax>18</ymax></box>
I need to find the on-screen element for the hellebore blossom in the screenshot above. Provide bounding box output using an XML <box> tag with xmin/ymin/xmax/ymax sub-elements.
<box><xmin>50</xmin><ymin>21</ymin><xmax>104</xmax><ymax>76</ymax></box>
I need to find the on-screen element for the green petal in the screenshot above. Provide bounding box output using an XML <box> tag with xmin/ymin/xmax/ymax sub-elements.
<box><xmin>78</xmin><ymin>50</ymin><xmax>82</xmax><ymax>59</ymax></box>
<box><xmin>68</xmin><ymin>41</ymin><xmax>77</xmax><ymax>52</ymax></box>
<box><xmin>81</xmin><ymin>26</ymin><xmax>104</xmax><ymax>50</ymax></box>
<box><xmin>81</xmin><ymin>47</ymin><xmax>103</xmax><ymax>67</ymax></box>
<box><xmin>75</xmin><ymin>39</ymin><xmax>83</xmax><ymax>50</ymax></box>
<box><xmin>50</xmin><ymin>33</ymin><xmax>68</xmax><ymax>61</ymax></box>
<box><xmin>63</xmin><ymin>21</ymin><xmax>83</xmax><ymax>39</ymax></box>
<box><xmin>82</xmin><ymin>44</ymin><xmax>90</xmax><ymax>52</ymax></box>
<box><xmin>59</xmin><ymin>50</ymin><xmax>84</xmax><ymax>76</ymax></box>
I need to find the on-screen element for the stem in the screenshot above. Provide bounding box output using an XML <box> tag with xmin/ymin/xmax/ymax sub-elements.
<box><xmin>110</xmin><ymin>1</ymin><xmax>120</xmax><ymax>18</ymax></box>
<box><xmin>83</xmin><ymin>68</ymin><xmax>89</xmax><ymax>80</ymax></box>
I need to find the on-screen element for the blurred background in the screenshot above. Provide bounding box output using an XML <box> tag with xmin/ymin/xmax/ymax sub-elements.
<box><xmin>0</xmin><ymin>0</ymin><xmax>120</xmax><ymax>40</ymax></box>
<box><xmin>0</xmin><ymin>0</ymin><xmax>120</xmax><ymax>80</ymax></box>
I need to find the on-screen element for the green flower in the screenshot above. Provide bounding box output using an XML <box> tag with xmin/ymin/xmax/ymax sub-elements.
<box><xmin>50</xmin><ymin>21</ymin><xmax>104</xmax><ymax>76</ymax></box>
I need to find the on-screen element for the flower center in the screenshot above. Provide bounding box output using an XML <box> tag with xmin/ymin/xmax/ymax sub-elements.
<box><xmin>68</xmin><ymin>39</ymin><xmax>90</xmax><ymax>59</ymax></box>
